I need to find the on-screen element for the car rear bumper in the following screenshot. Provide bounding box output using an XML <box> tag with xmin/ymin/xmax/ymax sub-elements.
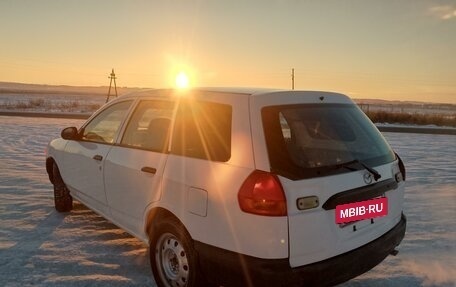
<box><xmin>195</xmin><ymin>213</ymin><xmax>406</xmax><ymax>287</ymax></box>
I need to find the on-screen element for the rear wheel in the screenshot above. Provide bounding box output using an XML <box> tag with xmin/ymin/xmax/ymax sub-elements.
<box><xmin>52</xmin><ymin>163</ymin><xmax>73</xmax><ymax>212</ymax></box>
<box><xmin>149</xmin><ymin>217</ymin><xmax>206</xmax><ymax>287</ymax></box>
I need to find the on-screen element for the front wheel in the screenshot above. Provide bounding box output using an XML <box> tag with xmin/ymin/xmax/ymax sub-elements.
<box><xmin>52</xmin><ymin>163</ymin><xmax>73</xmax><ymax>212</ymax></box>
<box><xmin>149</xmin><ymin>217</ymin><xmax>207</xmax><ymax>287</ymax></box>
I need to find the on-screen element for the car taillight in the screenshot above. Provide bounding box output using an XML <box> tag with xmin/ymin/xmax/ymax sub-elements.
<box><xmin>238</xmin><ymin>170</ymin><xmax>287</xmax><ymax>216</ymax></box>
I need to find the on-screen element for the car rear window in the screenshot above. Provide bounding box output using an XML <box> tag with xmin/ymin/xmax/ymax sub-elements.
<box><xmin>171</xmin><ymin>100</ymin><xmax>232</xmax><ymax>162</ymax></box>
<box><xmin>262</xmin><ymin>104</ymin><xmax>396</xmax><ymax>180</ymax></box>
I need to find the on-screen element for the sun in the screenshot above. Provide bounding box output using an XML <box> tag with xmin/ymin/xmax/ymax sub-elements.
<box><xmin>175</xmin><ymin>71</ymin><xmax>190</xmax><ymax>89</ymax></box>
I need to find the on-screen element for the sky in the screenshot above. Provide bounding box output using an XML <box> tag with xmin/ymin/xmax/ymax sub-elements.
<box><xmin>0</xmin><ymin>0</ymin><xmax>455</xmax><ymax>103</ymax></box>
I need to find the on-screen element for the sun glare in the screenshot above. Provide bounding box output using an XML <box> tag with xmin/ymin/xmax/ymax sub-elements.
<box><xmin>175</xmin><ymin>71</ymin><xmax>190</xmax><ymax>89</ymax></box>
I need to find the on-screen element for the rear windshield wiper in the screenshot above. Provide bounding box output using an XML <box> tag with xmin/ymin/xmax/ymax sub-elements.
<box><xmin>336</xmin><ymin>159</ymin><xmax>382</xmax><ymax>181</ymax></box>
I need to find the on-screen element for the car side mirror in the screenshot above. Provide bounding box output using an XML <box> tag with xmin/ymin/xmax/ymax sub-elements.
<box><xmin>61</xmin><ymin>127</ymin><xmax>80</xmax><ymax>140</ymax></box>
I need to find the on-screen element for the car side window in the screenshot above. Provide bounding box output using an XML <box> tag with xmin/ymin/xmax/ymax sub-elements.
<box><xmin>171</xmin><ymin>100</ymin><xmax>232</xmax><ymax>162</ymax></box>
<box><xmin>121</xmin><ymin>100</ymin><xmax>174</xmax><ymax>152</ymax></box>
<box><xmin>81</xmin><ymin>100</ymin><xmax>133</xmax><ymax>144</ymax></box>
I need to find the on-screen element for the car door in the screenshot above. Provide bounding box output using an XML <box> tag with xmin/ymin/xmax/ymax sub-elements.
<box><xmin>104</xmin><ymin>99</ymin><xmax>175</xmax><ymax>235</ymax></box>
<box><xmin>62</xmin><ymin>100</ymin><xmax>133</xmax><ymax>214</ymax></box>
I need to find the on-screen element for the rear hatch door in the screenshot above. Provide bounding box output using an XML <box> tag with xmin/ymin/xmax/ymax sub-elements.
<box><xmin>252</xmin><ymin>92</ymin><xmax>404</xmax><ymax>266</ymax></box>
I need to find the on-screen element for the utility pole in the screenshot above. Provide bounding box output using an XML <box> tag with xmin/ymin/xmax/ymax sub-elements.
<box><xmin>106</xmin><ymin>68</ymin><xmax>118</xmax><ymax>103</ymax></box>
<box><xmin>291</xmin><ymin>68</ymin><xmax>295</xmax><ymax>90</ymax></box>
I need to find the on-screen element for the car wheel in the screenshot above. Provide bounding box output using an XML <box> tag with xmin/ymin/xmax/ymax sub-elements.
<box><xmin>52</xmin><ymin>163</ymin><xmax>73</xmax><ymax>212</ymax></box>
<box><xmin>149</xmin><ymin>217</ymin><xmax>207</xmax><ymax>287</ymax></box>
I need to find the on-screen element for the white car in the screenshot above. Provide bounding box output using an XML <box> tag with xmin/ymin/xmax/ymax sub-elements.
<box><xmin>46</xmin><ymin>88</ymin><xmax>406</xmax><ymax>287</ymax></box>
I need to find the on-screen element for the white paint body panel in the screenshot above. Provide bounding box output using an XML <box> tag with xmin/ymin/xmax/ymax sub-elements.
<box><xmin>283</xmin><ymin>163</ymin><xmax>404</xmax><ymax>267</ymax></box>
<box><xmin>62</xmin><ymin>141</ymin><xmax>111</xmax><ymax>207</ymax></box>
<box><xmin>104</xmin><ymin>146</ymin><xmax>167</xmax><ymax>236</ymax></box>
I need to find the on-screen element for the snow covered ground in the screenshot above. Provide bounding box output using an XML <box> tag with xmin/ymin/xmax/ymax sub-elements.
<box><xmin>0</xmin><ymin>116</ymin><xmax>454</xmax><ymax>287</ymax></box>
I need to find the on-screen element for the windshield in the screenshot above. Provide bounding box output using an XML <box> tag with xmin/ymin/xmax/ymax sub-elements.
<box><xmin>262</xmin><ymin>104</ymin><xmax>396</xmax><ymax>180</ymax></box>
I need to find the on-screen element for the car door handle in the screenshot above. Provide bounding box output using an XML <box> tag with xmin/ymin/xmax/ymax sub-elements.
<box><xmin>141</xmin><ymin>166</ymin><xmax>157</xmax><ymax>174</ymax></box>
<box><xmin>93</xmin><ymin>155</ymin><xmax>103</xmax><ymax>161</ymax></box>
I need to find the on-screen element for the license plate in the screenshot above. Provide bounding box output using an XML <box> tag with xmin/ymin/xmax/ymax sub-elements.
<box><xmin>335</xmin><ymin>197</ymin><xmax>388</xmax><ymax>224</ymax></box>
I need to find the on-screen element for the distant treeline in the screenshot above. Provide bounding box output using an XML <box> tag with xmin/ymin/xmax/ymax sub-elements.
<box><xmin>0</xmin><ymin>98</ymin><xmax>101</xmax><ymax>113</ymax></box>
<box><xmin>365</xmin><ymin>110</ymin><xmax>456</xmax><ymax>127</ymax></box>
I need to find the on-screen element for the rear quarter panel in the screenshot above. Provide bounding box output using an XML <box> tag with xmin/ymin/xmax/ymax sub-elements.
<box><xmin>151</xmin><ymin>91</ymin><xmax>290</xmax><ymax>259</ymax></box>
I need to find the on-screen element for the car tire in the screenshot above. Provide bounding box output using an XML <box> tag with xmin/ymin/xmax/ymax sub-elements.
<box><xmin>149</xmin><ymin>217</ymin><xmax>208</xmax><ymax>287</ymax></box>
<box><xmin>52</xmin><ymin>163</ymin><xmax>73</xmax><ymax>212</ymax></box>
